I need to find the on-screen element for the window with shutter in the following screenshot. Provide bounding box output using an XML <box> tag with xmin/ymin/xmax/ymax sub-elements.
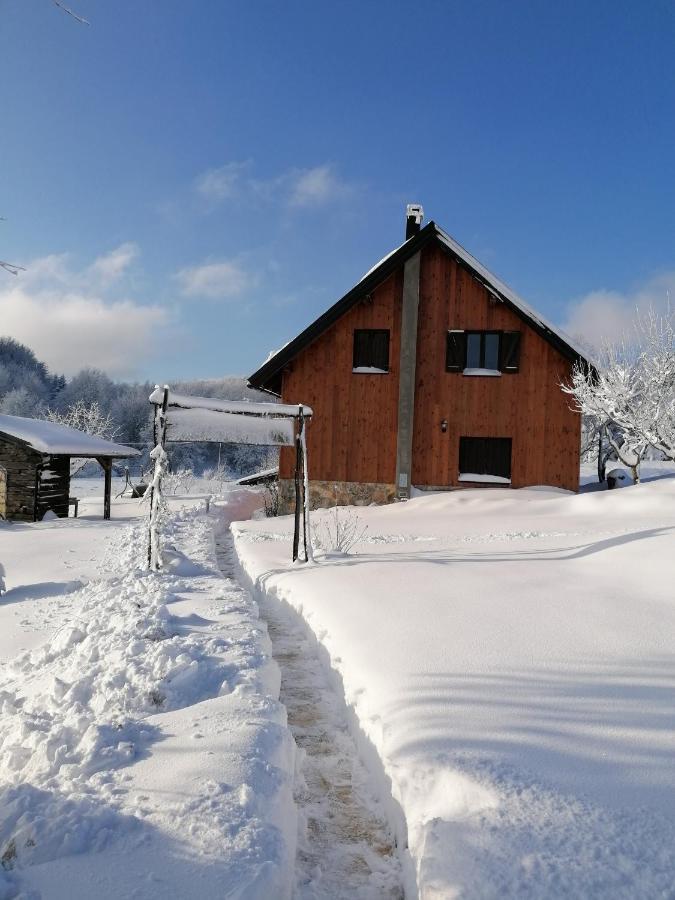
<box><xmin>447</xmin><ymin>330</ymin><xmax>522</xmax><ymax>375</ymax></box>
<box><xmin>352</xmin><ymin>329</ymin><xmax>390</xmax><ymax>373</ymax></box>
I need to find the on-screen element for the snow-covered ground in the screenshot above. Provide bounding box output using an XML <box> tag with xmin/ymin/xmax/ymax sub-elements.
<box><xmin>233</xmin><ymin>465</ymin><xmax>675</xmax><ymax>899</ymax></box>
<box><xmin>2</xmin><ymin>466</ymin><xmax>675</xmax><ymax>898</ymax></box>
<box><xmin>0</xmin><ymin>484</ymin><xmax>297</xmax><ymax>899</ymax></box>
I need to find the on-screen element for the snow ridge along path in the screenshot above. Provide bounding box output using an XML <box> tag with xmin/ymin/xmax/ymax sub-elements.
<box><xmin>0</xmin><ymin>494</ymin><xmax>297</xmax><ymax>900</ymax></box>
<box><xmin>233</xmin><ymin>482</ymin><xmax>675</xmax><ymax>899</ymax></box>
<box><xmin>217</xmin><ymin>533</ymin><xmax>404</xmax><ymax>900</ymax></box>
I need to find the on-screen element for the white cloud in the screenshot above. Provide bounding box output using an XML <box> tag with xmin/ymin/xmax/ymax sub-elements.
<box><xmin>194</xmin><ymin>162</ymin><xmax>249</xmax><ymax>202</ymax></box>
<box><xmin>174</xmin><ymin>259</ymin><xmax>255</xmax><ymax>300</ymax></box>
<box><xmin>86</xmin><ymin>242</ymin><xmax>139</xmax><ymax>287</ymax></box>
<box><xmin>562</xmin><ymin>271</ymin><xmax>675</xmax><ymax>350</ymax></box>
<box><xmin>0</xmin><ymin>248</ymin><xmax>170</xmax><ymax>378</ymax></box>
<box><xmin>19</xmin><ymin>243</ymin><xmax>139</xmax><ymax>291</ymax></box>
<box><xmin>288</xmin><ymin>164</ymin><xmax>348</xmax><ymax>207</ymax></box>
<box><xmin>193</xmin><ymin>160</ymin><xmax>352</xmax><ymax>210</ymax></box>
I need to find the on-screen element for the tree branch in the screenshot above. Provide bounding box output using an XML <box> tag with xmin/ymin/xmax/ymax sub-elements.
<box><xmin>0</xmin><ymin>261</ymin><xmax>25</xmax><ymax>276</ymax></box>
<box><xmin>52</xmin><ymin>1</ymin><xmax>90</xmax><ymax>25</ymax></box>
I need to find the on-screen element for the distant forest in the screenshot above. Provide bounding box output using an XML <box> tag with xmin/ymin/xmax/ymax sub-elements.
<box><xmin>0</xmin><ymin>337</ymin><xmax>276</xmax><ymax>478</ymax></box>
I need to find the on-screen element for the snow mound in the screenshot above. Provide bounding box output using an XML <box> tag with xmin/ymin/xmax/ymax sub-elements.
<box><xmin>0</xmin><ymin>506</ymin><xmax>296</xmax><ymax>898</ymax></box>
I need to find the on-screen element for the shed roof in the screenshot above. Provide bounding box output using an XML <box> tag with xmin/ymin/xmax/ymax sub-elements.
<box><xmin>0</xmin><ymin>415</ymin><xmax>141</xmax><ymax>458</ymax></box>
<box><xmin>248</xmin><ymin>221</ymin><xmax>591</xmax><ymax>395</ymax></box>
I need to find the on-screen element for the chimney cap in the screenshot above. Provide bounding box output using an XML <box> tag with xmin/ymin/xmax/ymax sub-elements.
<box><xmin>405</xmin><ymin>203</ymin><xmax>424</xmax><ymax>239</ymax></box>
<box><xmin>406</xmin><ymin>203</ymin><xmax>424</xmax><ymax>224</ymax></box>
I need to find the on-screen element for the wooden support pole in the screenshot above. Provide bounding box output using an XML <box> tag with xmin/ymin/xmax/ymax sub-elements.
<box><xmin>292</xmin><ymin>419</ymin><xmax>302</xmax><ymax>562</ymax></box>
<box><xmin>298</xmin><ymin>407</ymin><xmax>311</xmax><ymax>563</ymax></box>
<box><xmin>102</xmin><ymin>458</ymin><xmax>112</xmax><ymax>520</ymax></box>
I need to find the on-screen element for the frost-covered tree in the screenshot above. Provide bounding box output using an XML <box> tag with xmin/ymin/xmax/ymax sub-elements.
<box><xmin>45</xmin><ymin>399</ymin><xmax>120</xmax><ymax>441</ymax></box>
<box><xmin>46</xmin><ymin>399</ymin><xmax>120</xmax><ymax>475</ymax></box>
<box><xmin>563</xmin><ymin>307</ymin><xmax>675</xmax><ymax>483</ymax></box>
<box><xmin>0</xmin><ymin>386</ymin><xmax>43</xmax><ymax>417</ymax></box>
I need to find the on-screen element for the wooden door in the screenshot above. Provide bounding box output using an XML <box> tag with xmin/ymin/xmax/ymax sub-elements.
<box><xmin>458</xmin><ymin>437</ymin><xmax>512</xmax><ymax>480</ymax></box>
<box><xmin>0</xmin><ymin>466</ymin><xmax>6</xmax><ymax>518</ymax></box>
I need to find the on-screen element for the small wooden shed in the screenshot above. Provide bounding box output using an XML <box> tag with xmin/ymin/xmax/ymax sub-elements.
<box><xmin>0</xmin><ymin>415</ymin><xmax>140</xmax><ymax>522</ymax></box>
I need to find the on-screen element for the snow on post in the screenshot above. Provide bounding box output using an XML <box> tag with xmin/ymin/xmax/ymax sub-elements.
<box><xmin>147</xmin><ymin>385</ymin><xmax>169</xmax><ymax>571</ymax></box>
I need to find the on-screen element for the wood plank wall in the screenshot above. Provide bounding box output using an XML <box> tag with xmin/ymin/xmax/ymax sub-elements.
<box><xmin>280</xmin><ymin>243</ymin><xmax>581</xmax><ymax>492</ymax></box>
<box><xmin>411</xmin><ymin>244</ymin><xmax>580</xmax><ymax>490</ymax></box>
<box><xmin>279</xmin><ymin>269</ymin><xmax>403</xmax><ymax>482</ymax></box>
<box><xmin>0</xmin><ymin>440</ymin><xmax>42</xmax><ymax>521</ymax></box>
<box><xmin>36</xmin><ymin>455</ymin><xmax>70</xmax><ymax>519</ymax></box>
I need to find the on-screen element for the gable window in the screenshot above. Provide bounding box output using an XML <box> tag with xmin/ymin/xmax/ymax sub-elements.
<box><xmin>458</xmin><ymin>436</ymin><xmax>512</xmax><ymax>484</ymax></box>
<box><xmin>446</xmin><ymin>330</ymin><xmax>521</xmax><ymax>374</ymax></box>
<box><xmin>353</xmin><ymin>329</ymin><xmax>390</xmax><ymax>373</ymax></box>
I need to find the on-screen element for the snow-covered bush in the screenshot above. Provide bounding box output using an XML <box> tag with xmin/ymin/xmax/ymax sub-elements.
<box><xmin>312</xmin><ymin>497</ymin><xmax>367</xmax><ymax>555</ymax></box>
<box><xmin>606</xmin><ymin>468</ymin><xmax>633</xmax><ymax>489</ymax></box>
<box><xmin>163</xmin><ymin>468</ymin><xmax>194</xmax><ymax>496</ymax></box>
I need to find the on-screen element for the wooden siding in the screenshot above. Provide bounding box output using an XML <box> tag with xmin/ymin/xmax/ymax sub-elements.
<box><xmin>411</xmin><ymin>245</ymin><xmax>579</xmax><ymax>490</ymax></box>
<box><xmin>0</xmin><ymin>439</ymin><xmax>42</xmax><ymax>521</ymax></box>
<box><xmin>280</xmin><ymin>243</ymin><xmax>581</xmax><ymax>492</ymax></box>
<box><xmin>279</xmin><ymin>269</ymin><xmax>403</xmax><ymax>482</ymax></box>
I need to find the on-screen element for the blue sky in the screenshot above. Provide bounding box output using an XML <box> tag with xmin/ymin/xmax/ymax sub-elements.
<box><xmin>1</xmin><ymin>0</ymin><xmax>674</xmax><ymax>381</ymax></box>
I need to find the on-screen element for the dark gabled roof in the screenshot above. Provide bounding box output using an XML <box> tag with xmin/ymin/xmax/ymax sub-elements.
<box><xmin>248</xmin><ymin>221</ymin><xmax>590</xmax><ymax>395</ymax></box>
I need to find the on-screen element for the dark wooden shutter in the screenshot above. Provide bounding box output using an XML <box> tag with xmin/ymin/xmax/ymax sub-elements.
<box><xmin>500</xmin><ymin>331</ymin><xmax>521</xmax><ymax>373</ymax></box>
<box><xmin>372</xmin><ymin>330</ymin><xmax>390</xmax><ymax>371</ymax></box>
<box><xmin>446</xmin><ymin>331</ymin><xmax>466</xmax><ymax>372</ymax></box>
<box><xmin>353</xmin><ymin>330</ymin><xmax>369</xmax><ymax>368</ymax></box>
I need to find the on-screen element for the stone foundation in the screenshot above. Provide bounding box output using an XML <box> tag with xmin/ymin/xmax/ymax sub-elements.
<box><xmin>278</xmin><ymin>479</ymin><xmax>397</xmax><ymax>515</ymax></box>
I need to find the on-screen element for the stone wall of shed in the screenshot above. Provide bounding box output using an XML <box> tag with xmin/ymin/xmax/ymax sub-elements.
<box><xmin>0</xmin><ymin>440</ymin><xmax>41</xmax><ymax>522</ymax></box>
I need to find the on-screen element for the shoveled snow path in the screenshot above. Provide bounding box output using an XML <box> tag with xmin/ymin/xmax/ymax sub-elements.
<box><xmin>216</xmin><ymin>534</ymin><xmax>404</xmax><ymax>900</ymax></box>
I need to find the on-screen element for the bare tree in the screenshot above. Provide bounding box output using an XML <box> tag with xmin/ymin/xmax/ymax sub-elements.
<box><xmin>0</xmin><ymin>218</ymin><xmax>24</xmax><ymax>276</ymax></box>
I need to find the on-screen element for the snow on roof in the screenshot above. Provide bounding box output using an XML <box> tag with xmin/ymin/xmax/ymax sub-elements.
<box><xmin>0</xmin><ymin>415</ymin><xmax>141</xmax><ymax>458</ymax></box>
<box><xmin>149</xmin><ymin>388</ymin><xmax>312</xmax><ymax>418</ymax></box>
<box><xmin>165</xmin><ymin>407</ymin><xmax>296</xmax><ymax>446</ymax></box>
<box><xmin>358</xmin><ymin>238</ymin><xmax>407</xmax><ymax>283</ymax></box>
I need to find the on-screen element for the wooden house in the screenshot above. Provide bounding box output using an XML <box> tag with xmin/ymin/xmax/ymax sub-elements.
<box><xmin>0</xmin><ymin>415</ymin><xmax>140</xmax><ymax>521</ymax></box>
<box><xmin>248</xmin><ymin>207</ymin><xmax>589</xmax><ymax>511</ymax></box>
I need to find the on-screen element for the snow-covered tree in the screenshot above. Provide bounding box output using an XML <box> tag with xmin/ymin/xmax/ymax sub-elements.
<box><xmin>563</xmin><ymin>307</ymin><xmax>675</xmax><ymax>482</ymax></box>
<box><xmin>46</xmin><ymin>399</ymin><xmax>120</xmax><ymax>475</ymax></box>
<box><xmin>46</xmin><ymin>398</ymin><xmax>120</xmax><ymax>441</ymax></box>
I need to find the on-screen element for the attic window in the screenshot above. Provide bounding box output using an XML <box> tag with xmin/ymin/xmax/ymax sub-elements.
<box><xmin>353</xmin><ymin>329</ymin><xmax>390</xmax><ymax>373</ymax></box>
<box><xmin>446</xmin><ymin>330</ymin><xmax>521</xmax><ymax>374</ymax></box>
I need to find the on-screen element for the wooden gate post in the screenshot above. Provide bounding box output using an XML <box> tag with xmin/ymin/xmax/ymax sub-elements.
<box><xmin>298</xmin><ymin>407</ymin><xmax>312</xmax><ymax>562</ymax></box>
<box><xmin>148</xmin><ymin>385</ymin><xmax>169</xmax><ymax>570</ymax></box>
<box><xmin>292</xmin><ymin>414</ymin><xmax>302</xmax><ymax>562</ymax></box>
